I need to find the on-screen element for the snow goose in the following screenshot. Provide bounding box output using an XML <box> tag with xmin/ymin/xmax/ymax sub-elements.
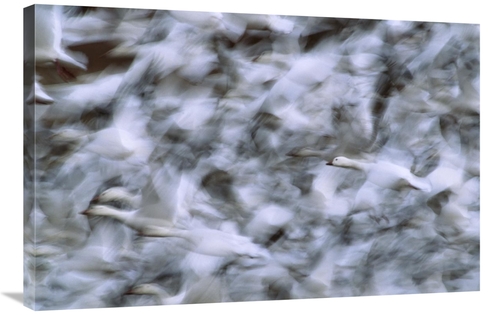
<box><xmin>424</xmin><ymin>163</ymin><xmax>464</xmax><ymax>197</ymax></box>
<box><xmin>110</xmin><ymin>16</ymin><xmax>218</xmax><ymax>87</ymax></box>
<box><xmin>50</xmin><ymin>125</ymin><xmax>149</xmax><ymax>162</ymax></box>
<box><xmin>62</xmin><ymin>7</ymin><xmax>128</xmax><ymax>46</ymax></box>
<box><xmin>140</xmin><ymin>225</ymin><xmax>270</xmax><ymax>259</ymax></box>
<box><xmin>336</xmin><ymin>51</ymin><xmax>386</xmax><ymax>76</ymax></box>
<box><xmin>264</xmin><ymin>54</ymin><xmax>335</xmax><ymax>104</ymax></box>
<box><xmin>232</xmin><ymin>13</ymin><xmax>295</xmax><ymax>34</ymax></box>
<box><xmin>92</xmin><ymin>187</ymin><xmax>142</xmax><ymax>209</ymax></box>
<box><xmin>109</xmin><ymin>37</ymin><xmax>184</xmax><ymax>96</ymax></box>
<box><xmin>34</xmin><ymin>5</ymin><xmax>87</xmax><ymax>78</ymax></box>
<box><xmin>126</xmin><ymin>283</ymin><xmax>185</xmax><ymax>305</ymax></box>
<box><xmin>266</xmin><ymin>15</ymin><xmax>295</xmax><ymax>34</ymax></box>
<box><xmin>450</xmin><ymin>54</ymin><xmax>479</xmax><ymax>114</ymax></box>
<box><xmin>48</xmin><ymin>96</ymin><xmax>154</xmax><ymax>173</ymax></box>
<box><xmin>216</xmin><ymin>13</ymin><xmax>248</xmax><ymax>42</ymax></box>
<box><xmin>126</xmin><ymin>274</ymin><xmax>227</xmax><ymax>305</ymax></box>
<box><xmin>81</xmin><ymin>167</ymin><xmax>182</xmax><ymax>233</ymax></box>
<box><xmin>31</xmin><ymin>182</ymin><xmax>90</xmax><ymax>247</ymax></box>
<box><xmin>168</xmin><ymin>10</ymin><xmax>223</xmax><ymax>30</ymax></box>
<box><xmin>198</xmin><ymin>168</ymin><xmax>250</xmax><ymax>222</ymax></box>
<box><xmin>243</xmin><ymin>203</ymin><xmax>294</xmax><ymax>244</ymax></box>
<box><xmin>81</xmin><ymin>204</ymin><xmax>174</xmax><ymax>235</ymax></box>
<box><xmin>37</xmin><ymin>212</ymin><xmax>137</xmax><ymax>309</ymax></box>
<box><xmin>296</xmin><ymin>244</ymin><xmax>337</xmax><ymax>298</ymax></box>
<box><xmin>433</xmin><ymin>197</ymin><xmax>471</xmax><ymax>238</ymax></box>
<box><xmin>26</xmin><ymin>75</ymin><xmax>54</xmax><ymax>104</ymax></box>
<box><xmin>38</xmin><ymin>70</ymin><xmax>124</xmax><ymax>127</ymax></box>
<box><xmin>327</xmin><ymin>156</ymin><xmax>431</xmax><ymax>192</ymax></box>
<box><xmin>330</xmin><ymin>98</ymin><xmax>391</xmax><ymax>158</ymax></box>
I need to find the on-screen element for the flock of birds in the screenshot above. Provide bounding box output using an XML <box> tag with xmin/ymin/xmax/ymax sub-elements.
<box><xmin>23</xmin><ymin>5</ymin><xmax>479</xmax><ymax>310</ymax></box>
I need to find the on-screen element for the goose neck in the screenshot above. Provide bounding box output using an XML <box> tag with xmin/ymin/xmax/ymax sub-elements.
<box><xmin>299</xmin><ymin>148</ymin><xmax>323</xmax><ymax>158</ymax></box>
<box><xmin>345</xmin><ymin>159</ymin><xmax>369</xmax><ymax>171</ymax></box>
<box><xmin>100</xmin><ymin>207</ymin><xmax>136</xmax><ymax>224</ymax></box>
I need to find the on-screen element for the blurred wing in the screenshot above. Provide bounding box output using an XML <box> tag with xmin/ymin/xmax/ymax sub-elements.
<box><xmin>140</xmin><ymin>166</ymin><xmax>178</xmax><ymax>223</ymax></box>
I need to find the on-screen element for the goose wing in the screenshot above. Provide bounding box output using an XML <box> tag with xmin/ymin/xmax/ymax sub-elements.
<box><xmin>139</xmin><ymin>167</ymin><xmax>179</xmax><ymax>225</ymax></box>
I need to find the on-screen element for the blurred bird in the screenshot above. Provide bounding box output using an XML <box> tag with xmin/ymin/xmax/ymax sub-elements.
<box><xmin>34</xmin><ymin>5</ymin><xmax>87</xmax><ymax>79</ymax></box>
<box><xmin>27</xmin><ymin>75</ymin><xmax>54</xmax><ymax>104</ymax></box>
<box><xmin>327</xmin><ymin>156</ymin><xmax>431</xmax><ymax>192</ymax></box>
<box><xmin>81</xmin><ymin>166</ymin><xmax>182</xmax><ymax>233</ymax></box>
<box><xmin>140</xmin><ymin>225</ymin><xmax>270</xmax><ymax>260</ymax></box>
<box><xmin>126</xmin><ymin>274</ymin><xmax>227</xmax><ymax>305</ymax></box>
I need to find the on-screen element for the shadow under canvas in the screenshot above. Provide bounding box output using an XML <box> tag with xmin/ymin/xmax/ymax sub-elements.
<box><xmin>2</xmin><ymin>292</ymin><xmax>24</xmax><ymax>305</ymax></box>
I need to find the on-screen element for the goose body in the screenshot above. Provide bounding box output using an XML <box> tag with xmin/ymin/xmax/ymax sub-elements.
<box><xmin>327</xmin><ymin>156</ymin><xmax>431</xmax><ymax>191</ymax></box>
<box><xmin>50</xmin><ymin>126</ymin><xmax>148</xmax><ymax>162</ymax></box>
<box><xmin>126</xmin><ymin>283</ymin><xmax>186</xmax><ymax>305</ymax></box>
<box><xmin>50</xmin><ymin>96</ymin><xmax>154</xmax><ymax>165</ymax></box>
<box><xmin>93</xmin><ymin>187</ymin><xmax>142</xmax><ymax>208</ymax></box>
<box><xmin>127</xmin><ymin>275</ymin><xmax>227</xmax><ymax>305</ymax></box>
<box><xmin>34</xmin><ymin>5</ymin><xmax>87</xmax><ymax>71</ymax></box>
<box><xmin>81</xmin><ymin>205</ymin><xmax>174</xmax><ymax>234</ymax></box>
<box><xmin>141</xmin><ymin>225</ymin><xmax>269</xmax><ymax>259</ymax></box>
<box><xmin>27</xmin><ymin>76</ymin><xmax>54</xmax><ymax>104</ymax></box>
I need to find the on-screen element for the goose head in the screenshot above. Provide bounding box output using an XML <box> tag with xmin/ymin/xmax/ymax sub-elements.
<box><xmin>326</xmin><ymin>156</ymin><xmax>352</xmax><ymax>167</ymax></box>
<box><xmin>50</xmin><ymin>128</ymin><xmax>88</xmax><ymax>144</ymax></box>
<box><xmin>126</xmin><ymin>283</ymin><xmax>165</xmax><ymax>296</ymax></box>
<box><xmin>286</xmin><ymin>147</ymin><xmax>317</xmax><ymax>158</ymax></box>
<box><xmin>80</xmin><ymin>205</ymin><xmax>117</xmax><ymax>217</ymax></box>
<box><xmin>236</xmin><ymin>243</ymin><xmax>272</xmax><ymax>263</ymax></box>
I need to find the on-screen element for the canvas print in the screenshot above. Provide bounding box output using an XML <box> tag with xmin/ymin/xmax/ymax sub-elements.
<box><xmin>23</xmin><ymin>4</ymin><xmax>480</xmax><ymax>310</ymax></box>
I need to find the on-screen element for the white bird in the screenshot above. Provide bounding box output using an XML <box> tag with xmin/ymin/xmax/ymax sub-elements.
<box><xmin>49</xmin><ymin>96</ymin><xmax>154</xmax><ymax>172</ymax></box>
<box><xmin>50</xmin><ymin>125</ymin><xmax>148</xmax><ymax>162</ymax></box>
<box><xmin>168</xmin><ymin>10</ymin><xmax>223</xmax><ymax>29</ymax></box>
<box><xmin>26</xmin><ymin>75</ymin><xmax>54</xmax><ymax>104</ymax></box>
<box><xmin>92</xmin><ymin>187</ymin><xmax>142</xmax><ymax>209</ymax></box>
<box><xmin>81</xmin><ymin>204</ymin><xmax>174</xmax><ymax>235</ymax></box>
<box><xmin>81</xmin><ymin>173</ymin><xmax>180</xmax><ymax>232</ymax></box>
<box><xmin>62</xmin><ymin>8</ymin><xmax>127</xmax><ymax>46</ymax></box>
<box><xmin>81</xmin><ymin>167</ymin><xmax>181</xmax><ymax>233</ymax></box>
<box><xmin>140</xmin><ymin>225</ymin><xmax>269</xmax><ymax>259</ymax></box>
<box><xmin>126</xmin><ymin>283</ymin><xmax>185</xmax><ymax>305</ymax></box>
<box><xmin>433</xmin><ymin>197</ymin><xmax>471</xmax><ymax>238</ymax></box>
<box><xmin>243</xmin><ymin>204</ymin><xmax>294</xmax><ymax>244</ymax></box>
<box><xmin>424</xmin><ymin>164</ymin><xmax>464</xmax><ymax>196</ymax></box>
<box><xmin>39</xmin><ymin>71</ymin><xmax>125</xmax><ymax>125</ymax></box>
<box><xmin>264</xmin><ymin>54</ymin><xmax>335</xmax><ymax>104</ymax></box>
<box><xmin>327</xmin><ymin>156</ymin><xmax>431</xmax><ymax>192</ymax></box>
<box><xmin>126</xmin><ymin>275</ymin><xmax>227</xmax><ymax>305</ymax></box>
<box><xmin>336</xmin><ymin>52</ymin><xmax>386</xmax><ymax>76</ymax></box>
<box><xmin>266</xmin><ymin>15</ymin><xmax>295</xmax><ymax>34</ymax></box>
<box><xmin>34</xmin><ymin>5</ymin><xmax>87</xmax><ymax>77</ymax></box>
<box><xmin>298</xmin><ymin>246</ymin><xmax>337</xmax><ymax>297</ymax></box>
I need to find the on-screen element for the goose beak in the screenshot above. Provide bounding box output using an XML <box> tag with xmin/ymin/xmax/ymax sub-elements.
<box><xmin>80</xmin><ymin>209</ymin><xmax>90</xmax><ymax>215</ymax></box>
<box><xmin>90</xmin><ymin>195</ymin><xmax>100</xmax><ymax>202</ymax></box>
<box><xmin>124</xmin><ymin>288</ymin><xmax>135</xmax><ymax>295</ymax></box>
<box><xmin>326</xmin><ymin>161</ymin><xmax>333</xmax><ymax>166</ymax></box>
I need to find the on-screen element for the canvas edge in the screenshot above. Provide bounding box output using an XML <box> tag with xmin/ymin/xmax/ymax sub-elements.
<box><xmin>23</xmin><ymin>4</ymin><xmax>36</xmax><ymax>311</ymax></box>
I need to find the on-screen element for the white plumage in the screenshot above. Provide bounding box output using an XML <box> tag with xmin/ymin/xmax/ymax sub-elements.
<box><xmin>24</xmin><ymin>7</ymin><xmax>479</xmax><ymax>310</ymax></box>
